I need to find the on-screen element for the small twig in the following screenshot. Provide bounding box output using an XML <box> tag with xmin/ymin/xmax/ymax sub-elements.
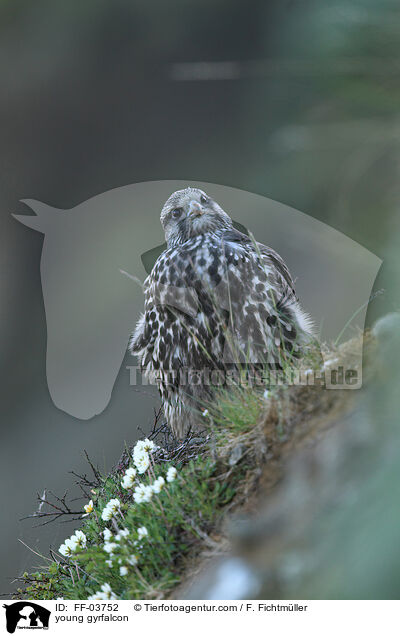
<box><xmin>83</xmin><ymin>449</ymin><xmax>102</xmax><ymax>485</ymax></box>
<box><xmin>20</xmin><ymin>489</ymin><xmax>83</xmax><ymax>527</ymax></box>
<box><xmin>17</xmin><ymin>539</ymin><xmax>52</xmax><ymax>563</ymax></box>
<box><xmin>22</xmin><ymin>451</ymin><xmax>103</xmax><ymax>529</ymax></box>
<box><xmin>49</xmin><ymin>548</ymin><xmax>100</xmax><ymax>585</ymax></box>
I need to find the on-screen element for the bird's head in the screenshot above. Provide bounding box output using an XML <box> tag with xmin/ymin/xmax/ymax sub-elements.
<box><xmin>160</xmin><ymin>188</ymin><xmax>233</xmax><ymax>246</ymax></box>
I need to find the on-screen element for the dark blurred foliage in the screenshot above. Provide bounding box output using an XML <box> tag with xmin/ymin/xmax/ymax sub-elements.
<box><xmin>1</xmin><ymin>0</ymin><xmax>399</xmax><ymax>595</ymax></box>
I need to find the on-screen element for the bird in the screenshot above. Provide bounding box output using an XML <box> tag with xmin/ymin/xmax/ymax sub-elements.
<box><xmin>130</xmin><ymin>187</ymin><xmax>317</xmax><ymax>437</ymax></box>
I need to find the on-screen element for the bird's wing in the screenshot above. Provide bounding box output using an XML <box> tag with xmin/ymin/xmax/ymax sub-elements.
<box><xmin>222</xmin><ymin>227</ymin><xmax>298</xmax><ymax>307</ymax></box>
<box><xmin>128</xmin><ymin>274</ymin><xmax>152</xmax><ymax>353</ymax></box>
<box><xmin>130</xmin><ymin>250</ymin><xmax>200</xmax><ymax>355</ymax></box>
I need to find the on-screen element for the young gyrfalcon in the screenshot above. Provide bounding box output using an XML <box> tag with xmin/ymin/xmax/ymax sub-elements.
<box><xmin>130</xmin><ymin>188</ymin><xmax>316</xmax><ymax>437</ymax></box>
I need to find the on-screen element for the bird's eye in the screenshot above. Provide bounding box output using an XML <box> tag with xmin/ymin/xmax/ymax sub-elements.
<box><xmin>200</xmin><ymin>194</ymin><xmax>209</xmax><ymax>205</ymax></box>
<box><xmin>171</xmin><ymin>208</ymin><xmax>183</xmax><ymax>219</ymax></box>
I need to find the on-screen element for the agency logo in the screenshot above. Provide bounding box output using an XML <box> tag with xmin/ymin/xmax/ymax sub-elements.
<box><xmin>2</xmin><ymin>603</ymin><xmax>50</xmax><ymax>634</ymax></box>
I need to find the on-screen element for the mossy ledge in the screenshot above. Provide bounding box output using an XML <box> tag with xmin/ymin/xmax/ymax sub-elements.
<box><xmin>14</xmin><ymin>333</ymin><xmax>372</xmax><ymax>600</ymax></box>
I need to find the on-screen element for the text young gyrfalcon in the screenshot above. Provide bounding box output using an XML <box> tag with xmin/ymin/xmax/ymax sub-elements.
<box><xmin>130</xmin><ymin>188</ymin><xmax>316</xmax><ymax>437</ymax></box>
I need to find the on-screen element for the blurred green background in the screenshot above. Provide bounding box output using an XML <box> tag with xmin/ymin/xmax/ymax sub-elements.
<box><xmin>1</xmin><ymin>0</ymin><xmax>399</xmax><ymax>596</ymax></box>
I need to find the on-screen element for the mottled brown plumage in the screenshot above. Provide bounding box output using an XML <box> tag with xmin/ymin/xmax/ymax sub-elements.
<box><xmin>130</xmin><ymin>188</ymin><xmax>315</xmax><ymax>437</ymax></box>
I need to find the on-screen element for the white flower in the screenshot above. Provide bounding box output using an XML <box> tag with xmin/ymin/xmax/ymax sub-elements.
<box><xmin>101</xmin><ymin>583</ymin><xmax>117</xmax><ymax>598</ymax></box>
<box><xmin>132</xmin><ymin>438</ymin><xmax>157</xmax><ymax>473</ymax></box>
<box><xmin>143</xmin><ymin>485</ymin><xmax>153</xmax><ymax>501</ymax></box>
<box><xmin>101</xmin><ymin>507</ymin><xmax>113</xmax><ymax>521</ymax></box>
<box><xmin>70</xmin><ymin>530</ymin><xmax>87</xmax><ymax>550</ymax></box>
<box><xmin>152</xmin><ymin>476</ymin><xmax>165</xmax><ymax>493</ymax></box>
<box><xmin>133</xmin><ymin>440</ymin><xmax>145</xmax><ymax>456</ymax></box>
<box><xmin>103</xmin><ymin>542</ymin><xmax>118</xmax><ymax>554</ymax></box>
<box><xmin>119</xmin><ymin>566</ymin><xmax>128</xmax><ymax>576</ymax></box>
<box><xmin>101</xmin><ymin>498</ymin><xmax>120</xmax><ymax>521</ymax></box>
<box><xmin>121</xmin><ymin>467</ymin><xmax>137</xmax><ymax>489</ymax></box>
<box><xmin>166</xmin><ymin>466</ymin><xmax>177</xmax><ymax>482</ymax></box>
<box><xmin>133</xmin><ymin>483</ymin><xmax>153</xmax><ymax>504</ymax></box>
<box><xmin>133</xmin><ymin>485</ymin><xmax>145</xmax><ymax>503</ymax></box>
<box><xmin>103</xmin><ymin>528</ymin><xmax>113</xmax><ymax>542</ymax></box>
<box><xmin>137</xmin><ymin>526</ymin><xmax>148</xmax><ymax>540</ymax></box>
<box><xmin>82</xmin><ymin>499</ymin><xmax>94</xmax><ymax>516</ymax></box>
<box><xmin>115</xmin><ymin>528</ymin><xmax>130</xmax><ymax>541</ymax></box>
<box><xmin>202</xmin><ymin>409</ymin><xmax>209</xmax><ymax>417</ymax></box>
<box><xmin>143</xmin><ymin>439</ymin><xmax>156</xmax><ymax>453</ymax></box>
<box><xmin>263</xmin><ymin>389</ymin><xmax>270</xmax><ymax>400</ymax></box>
<box><xmin>134</xmin><ymin>450</ymin><xmax>150</xmax><ymax>474</ymax></box>
<box><xmin>133</xmin><ymin>438</ymin><xmax>156</xmax><ymax>456</ymax></box>
<box><xmin>105</xmin><ymin>559</ymin><xmax>113</xmax><ymax>568</ymax></box>
<box><xmin>59</xmin><ymin>538</ymin><xmax>76</xmax><ymax>557</ymax></box>
<box><xmin>88</xmin><ymin>583</ymin><xmax>117</xmax><ymax>600</ymax></box>
<box><xmin>127</xmin><ymin>554</ymin><xmax>138</xmax><ymax>566</ymax></box>
<box><xmin>88</xmin><ymin>594</ymin><xmax>104</xmax><ymax>600</ymax></box>
<box><xmin>108</xmin><ymin>498</ymin><xmax>121</xmax><ymax>513</ymax></box>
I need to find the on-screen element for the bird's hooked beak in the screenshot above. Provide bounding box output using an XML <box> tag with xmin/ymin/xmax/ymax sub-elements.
<box><xmin>188</xmin><ymin>200</ymin><xmax>206</xmax><ymax>217</ymax></box>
